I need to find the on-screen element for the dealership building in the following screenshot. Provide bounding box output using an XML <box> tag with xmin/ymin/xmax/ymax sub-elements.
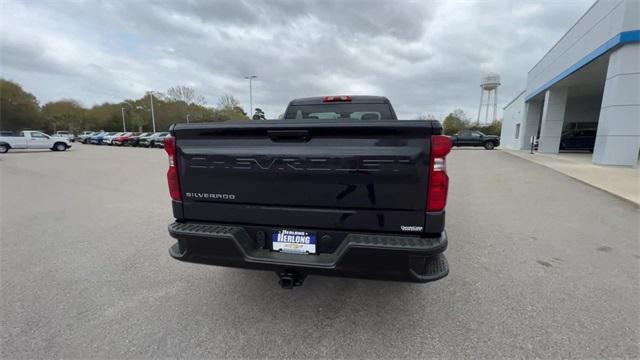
<box><xmin>501</xmin><ymin>0</ymin><xmax>639</xmax><ymax>166</ymax></box>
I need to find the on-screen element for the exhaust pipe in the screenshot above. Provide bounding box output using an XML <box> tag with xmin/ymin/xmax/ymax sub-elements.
<box><xmin>277</xmin><ymin>270</ymin><xmax>306</xmax><ymax>289</ymax></box>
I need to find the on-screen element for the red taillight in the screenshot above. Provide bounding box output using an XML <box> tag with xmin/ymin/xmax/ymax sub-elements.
<box><xmin>323</xmin><ymin>95</ymin><xmax>352</xmax><ymax>102</ymax></box>
<box><xmin>431</xmin><ymin>135</ymin><xmax>453</xmax><ymax>158</ymax></box>
<box><xmin>427</xmin><ymin>135</ymin><xmax>452</xmax><ymax>212</ymax></box>
<box><xmin>164</xmin><ymin>135</ymin><xmax>181</xmax><ymax>201</ymax></box>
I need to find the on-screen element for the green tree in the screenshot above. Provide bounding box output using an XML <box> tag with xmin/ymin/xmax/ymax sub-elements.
<box><xmin>86</xmin><ymin>102</ymin><xmax>123</xmax><ymax>131</ymax></box>
<box><xmin>128</xmin><ymin>111</ymin><xmax>147</xmax><ymax>132</ymax></box>
<box><xmin>42</xmin><ymin>100</ymin><xmax>85</xmax><ymax>132</ymax></box>
<box><xmin>214</xmin><ymin>107</ymin><xmax>249</xmax><ymax>121</ymax></box>
<box><xmin>468</xmin><ymin>120</ymin><xmax>502</xmax><ymax>136</ymax></box>
<box><xmin>0</xmin><ymin>79</ymin><xmax>42</xmax><ymax>131</ymax></box>
<box><xmin>442</xmin><ymin>109</ymin><xmax>469</xmax><ymax>135</ymax></box>
<box><xmin>252</xmin><ymin>108</ymin><xmax>266</xmax><ymax>120</ymax></box>
<box><xmin>1</xmin><ymin>80</ymin><xmax>250</xmax><ymax>132</ymax></box>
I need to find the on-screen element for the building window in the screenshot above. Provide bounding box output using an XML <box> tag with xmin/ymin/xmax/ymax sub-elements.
<box><xmin>515</xmin><ymin>124</ymin><xmax>521</xmax><ymax>139</ymax></box>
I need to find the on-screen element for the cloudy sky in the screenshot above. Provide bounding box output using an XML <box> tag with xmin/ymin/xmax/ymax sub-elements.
<box><xmin>1</xmin><ymin>0</ymin><xmax>594</xmax><ymax>119</ymax></box>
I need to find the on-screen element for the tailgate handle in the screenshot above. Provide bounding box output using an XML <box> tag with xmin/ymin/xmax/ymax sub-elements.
<box><xmin>267</xmin><ymin>130</ymin><xmax>311</xmax><ymax>142</ymax></box>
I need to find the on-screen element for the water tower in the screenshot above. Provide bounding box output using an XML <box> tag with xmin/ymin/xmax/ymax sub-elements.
<box><xmin>476</xmin><ymin>73</ymin><xmax>501</xmax><ymax>124</ymax></box>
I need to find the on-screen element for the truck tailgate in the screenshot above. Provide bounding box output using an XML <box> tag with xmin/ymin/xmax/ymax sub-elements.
<box><xmin>172</xmin><ymin>120</ymin><xmax>435</xmax><ymax>233</ymax></box>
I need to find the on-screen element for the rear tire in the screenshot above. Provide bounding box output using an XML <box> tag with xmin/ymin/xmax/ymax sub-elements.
<box><xmin>484</xmin><ymin>141</ymin><xmax>495</xmax><ymax>150</ymax></box>
<box><xmin>0</xmin><ymin>144</ymin><xmax>9</xmax><ymax>153</ymax></box>
<box><xmin>53</xmin><ymin>142</ymin><xmax>68</xmax><ymax>151</ymax></box>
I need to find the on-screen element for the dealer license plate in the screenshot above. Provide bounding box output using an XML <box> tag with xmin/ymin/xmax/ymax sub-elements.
<box><xmin>271</xmin><ymin>229</ymin><xmax>316</xmax><ymax>254</ymax></box>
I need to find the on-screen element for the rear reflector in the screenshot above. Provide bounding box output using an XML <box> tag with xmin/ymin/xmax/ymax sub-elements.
<box><xmin>323</xmin><ymin>95</ymin><xmax>352</xmax><ymax>102</ymax></box>
<box><xmin>427</xmin><ymin>170</ymin><xmax>448</xmax><ymax>212</ymax></box>
<box><xmin>427</xmin><ymin>135</ymin><xmax>452</xmax><ymax>212</ymax></box>
<box><xmin>164</xmin><ymin>135</ymin><xmax>181</xmax><ymax>201</ymax></box>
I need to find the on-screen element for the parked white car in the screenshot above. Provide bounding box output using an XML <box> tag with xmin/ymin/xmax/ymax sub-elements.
<box><xmin>54</xmin><ymin>131</ymin><xmax>76</xmax><ymax>142</ymax></box>
<box><xmin>0</xmin><ymin>131</ymin><xmax>71</xmax><ymax>153</ymax></box>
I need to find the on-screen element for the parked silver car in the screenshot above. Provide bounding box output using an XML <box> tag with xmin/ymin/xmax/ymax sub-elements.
<box><xmin>139</xmin><ymin>132</ymin><xmax>169</xmax><ymax>148</ymax></box>
<box><xmin>54</xmin><ymin>131</ymin><xmax>76</xmax><ymax>142</ymax></box>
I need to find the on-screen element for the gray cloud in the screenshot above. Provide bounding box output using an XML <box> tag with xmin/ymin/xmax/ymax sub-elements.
<box><xmin>1</xmin><ymin>0</ymin><xmax>593</xmax><ymax>119</ymax></box>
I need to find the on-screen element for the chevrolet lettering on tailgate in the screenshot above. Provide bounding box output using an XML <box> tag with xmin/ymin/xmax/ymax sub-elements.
<box><xmin>166</xmin><ymin>95</ymin><xmax>452</xmax><ymax>288</ymax></box>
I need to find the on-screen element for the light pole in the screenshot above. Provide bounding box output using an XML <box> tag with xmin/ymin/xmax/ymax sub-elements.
<box><xmin>244</xmin><ymin>75</ymin><xmax>256</xmax><ymax>116</ymax></box>
<box><xmin>120</xmin><ymin>107</ymin><xmax>127</xmax><ymax>132</ymax></box>
<box><xmin>147</xmin><ymin>91</ymin><xmax>157</xmax><ymax>133</ymax></box>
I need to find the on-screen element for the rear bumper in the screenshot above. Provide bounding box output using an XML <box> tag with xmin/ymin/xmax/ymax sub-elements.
<box><xmin>168</xmin><ymin>221</ymin><xmax>448</xmax><ymax>283</ymax></box>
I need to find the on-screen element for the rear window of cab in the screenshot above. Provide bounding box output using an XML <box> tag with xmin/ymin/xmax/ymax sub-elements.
<box><xmin>284</xmin><ymin>104</ymin><xmax>393</xmax><ymax>120</ymax></box>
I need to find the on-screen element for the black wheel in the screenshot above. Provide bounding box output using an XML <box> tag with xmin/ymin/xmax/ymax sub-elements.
<box><xmin>149</xmin><ymin>141</ymin><xmax>155</xmax><ymax>148</ymax></box>
<box><xmin>0</xmin><ymin>144</ymin><xmax>8</xmax><ymax>153</ymax></box>
<box><xmin>484</xmin><ymin>141</ymin><xmax>495</xmax><ymax>150</ymax></box>
<box><xmin>53</xmin><ymin>142</ymin><xmax>68</xmax><ymax>151</ymax></box>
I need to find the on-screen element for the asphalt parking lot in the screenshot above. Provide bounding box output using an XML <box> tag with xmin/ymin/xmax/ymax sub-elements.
<box><xmin>1</xmin><ymin>144</ymin><xmax>638</xmax><ymax>359</ymax></box>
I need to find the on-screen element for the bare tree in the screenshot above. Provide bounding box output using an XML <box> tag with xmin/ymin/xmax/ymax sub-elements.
<box><xmin>167</xmin><ymin>85</ymin><xmax>206</xmax><ymax>105</ymax></box>
<box><xmin>218</xmin><ymin>94</ymin><xmax>240</xmax><ymax>110</ymax></box>
<box><xmin>148</xmin><ymin>91</ymin><xmax>166</xmax><ymax>101</ymax></box>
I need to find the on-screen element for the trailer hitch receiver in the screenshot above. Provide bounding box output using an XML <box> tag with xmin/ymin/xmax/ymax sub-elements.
<box><xmin>277</xmin><ymin>270</ymin><xmax>306</xmax><ymax>289</ymax></box>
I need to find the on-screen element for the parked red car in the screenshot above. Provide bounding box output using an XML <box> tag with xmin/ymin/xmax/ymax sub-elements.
<box><xmin>113</xmin><ymin>132</ymin><xmax>138</xmax><ymax>146</ymax></box>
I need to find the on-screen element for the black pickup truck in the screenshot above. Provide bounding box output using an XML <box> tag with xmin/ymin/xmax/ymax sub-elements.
<box><xmin>165</xmin><ymin>96</ymin><xmax>453</xmax><ymax>288</ymax></box>
<box><xmin>450</xmin><ymin>130</ymin><xmax>500</xmax><ymax>150</ymax></box>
